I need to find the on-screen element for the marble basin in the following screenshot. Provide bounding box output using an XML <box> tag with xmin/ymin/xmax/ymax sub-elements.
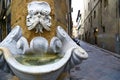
<box><xmin>0</xmin><ymin>26</ymin><xmax>88</xmax><ymax>80</ymax></box>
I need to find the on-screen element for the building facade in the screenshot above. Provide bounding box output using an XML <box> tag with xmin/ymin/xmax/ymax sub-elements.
<box><xmin>0</xmin><ymin>0</ymin><xmax>11</xmax><ymax>42</ymax></box>
<box><xmin>75</xmin><ymin>10</ymin><xmax>84</xmax><ymax>40</ymax></box>
<box><xmin>83</xmin><ymin>0</ymin><xmax>120</xmax><ymax>54</ymax></box>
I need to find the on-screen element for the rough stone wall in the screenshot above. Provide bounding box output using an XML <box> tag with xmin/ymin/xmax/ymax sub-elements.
<box><xmin>83</xmin><ymin>0</ymin><xmax>118</xmax><ymax>53</ymax></box>
<box><xmin>97</xmin><ymin>0</ymin><xmax>117</xmax><ymax>52</ymax></box>
<box><xmin>11</xmin><ymin>0</ymin><xmax>67</xmax><ymax>43</ymax></box>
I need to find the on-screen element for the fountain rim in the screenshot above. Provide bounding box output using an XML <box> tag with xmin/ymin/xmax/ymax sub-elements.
<box><xmin>0</xmin><ymin>47</ymin><xmax>72</xmax><ymax>74</ymax></box>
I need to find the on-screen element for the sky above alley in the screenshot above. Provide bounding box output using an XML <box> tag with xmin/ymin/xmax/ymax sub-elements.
<box><xmin>72</xmin><ymin>0</ymin><xmax>84</xmax><ymax>26</ymax></box>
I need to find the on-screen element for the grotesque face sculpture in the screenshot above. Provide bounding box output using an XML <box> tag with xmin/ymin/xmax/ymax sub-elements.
<box><xmin>26</xmin><ymin>1</ymin><xmax>51</xmax><ymax>33</ymax></box>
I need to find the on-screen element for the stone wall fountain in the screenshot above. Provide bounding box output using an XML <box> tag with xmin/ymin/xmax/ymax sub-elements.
<box><xmin>0</xmin><ymin>1</ymin><xmax>88</xmax><ymax>80</ymax></box>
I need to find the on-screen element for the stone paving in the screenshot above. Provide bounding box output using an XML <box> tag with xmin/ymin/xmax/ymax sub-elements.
<box><xmin>1</xmin><ymin>41</ymin><xmax>120</xmax><ymax>80</ymax></box>
<box><xmin>70</xmin><ymin>41</ymin><xmax>120</xmax><ymax>80</ymax></box>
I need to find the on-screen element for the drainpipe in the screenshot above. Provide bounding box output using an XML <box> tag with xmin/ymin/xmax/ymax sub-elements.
<box><xmin>68</xmin><ymin>0</ymin><xmax>72</xmax><ymax>37</ymax></box>
<box><xmin>115</xmin><ymin>0</ymin><xmax>120</xmax><ymax>53</ymax></box>
<box><xmin>100</xmin><ymin>0</ymin><xmax>102</xmax><ymax>28</ymax></box>
<box><xmin>117</xmin><ymin>0</ymin><xmax>120</xmax><ymax>33</ymax></box>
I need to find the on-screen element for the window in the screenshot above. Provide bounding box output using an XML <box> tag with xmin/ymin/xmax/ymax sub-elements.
<box><xmin>104</xmin><ymin>0</ymin><xmax>108</xmax><ymax>8</ymax></box>
<box><xmin>89</xmin><ymin>17</ymin><xmax>90</xmax><ymax>23</ymax></box>
<box><xmin>88</xmin><ymin>2</ymin><xmax>91</xmax><ymax>11</ymax></box>
<box><xmin>102</xmin><ymin>26</ymin><xmax>105</xmax><ymax>32</ymax></box>
<box><xmin>94</xmin><ymin>10</ymin><xmax>96</xmax><ymax>18</ymax></box>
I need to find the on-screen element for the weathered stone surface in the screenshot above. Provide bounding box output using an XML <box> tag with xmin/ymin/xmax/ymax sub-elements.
<box><xmin>11</xmin><ymin>0</ymin><xmax>67</xmax><ymax>43</ymax></box>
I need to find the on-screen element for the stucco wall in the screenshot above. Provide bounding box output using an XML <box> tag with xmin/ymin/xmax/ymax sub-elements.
<box><xmin>97</xmin><ymin>0</ymin><xmax>117</xmax><ymax>52</ymax></box>
<box><xmin>83</xmin><ymin>0</ymin><xmax>118</xmax><ymax>53</ymax></box>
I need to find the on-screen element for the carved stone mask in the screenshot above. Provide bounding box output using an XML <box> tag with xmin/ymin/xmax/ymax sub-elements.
<box><xmin>26</xmin><ymin>1</ymin><xmax>52</xmax><ymax>33</ymax></box>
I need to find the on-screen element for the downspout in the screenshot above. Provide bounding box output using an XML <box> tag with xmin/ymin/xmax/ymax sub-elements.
<box><xmin>68</xmin><ymin>0</ymin><xmax>72</xmax><ymax>37</ymax></box>
<box><xmin>115</xmin><ymin>0</ymin><xmax>120</xmax><ymax>53</ymax></box>
<box><xmin>100</xmin><ymin>0</ymin><xmax>102</xmax><ymax>28</ymax></box>
<box><xmin>116</xmin><ymin>0</ymin><xmax>120</xmax><ymax>34</ymax></box>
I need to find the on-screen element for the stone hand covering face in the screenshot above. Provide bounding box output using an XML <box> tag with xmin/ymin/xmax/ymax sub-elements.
<box><xmin>26</xmin><ymin>1</ymin><xmax>51</xmax><ymax>33</ymax></box>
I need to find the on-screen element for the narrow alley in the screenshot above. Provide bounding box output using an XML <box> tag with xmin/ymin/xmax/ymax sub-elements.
<box><xmin>0</xmin><ymin>0</ymin><xmax>120</xmax><ymax>80</ymax></box>
<box><xmin>70</xmin><ymin>41</ymin><xmax>120</xmax><ymax>80</ymax></box>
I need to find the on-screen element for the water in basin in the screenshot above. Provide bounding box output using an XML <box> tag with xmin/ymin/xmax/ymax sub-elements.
<box><xmin>15</xmin><ymin>53</ymin><xmax>62</xmax><ymax>66</ymax></box>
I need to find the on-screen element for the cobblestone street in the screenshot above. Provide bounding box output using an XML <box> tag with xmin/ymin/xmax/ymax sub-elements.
<box><xmin>70</xmin><ymin>41</ymin><xmax>120</xmax><ymax>80</ymax></box>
